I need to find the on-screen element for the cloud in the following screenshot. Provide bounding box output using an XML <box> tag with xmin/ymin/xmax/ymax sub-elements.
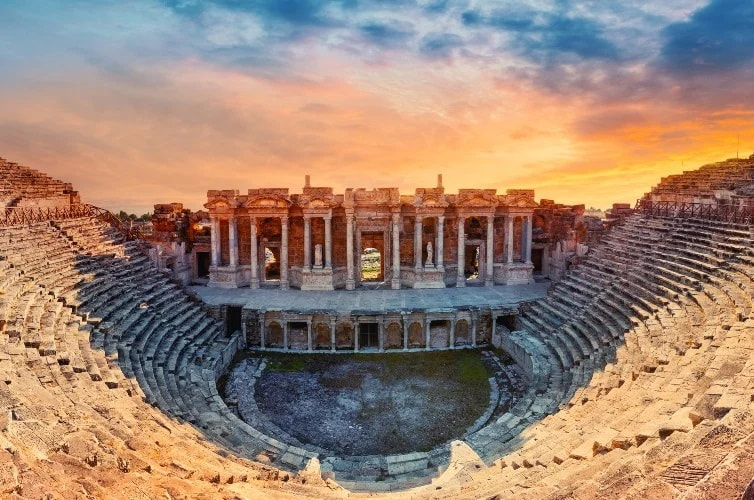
<box><xmin>419</xmin><ymin>32</ymin><xmax>464</xmax><ymax>58</ymax></box>
<box><xmin>358</xmin><ymin>19</ymin><xmax>416</xmax><ymax>48</ymax></box>
<box><xmin>659</xmin><ymin>0</ymin><xmax>754</xmax><ymax>75</ymax></box>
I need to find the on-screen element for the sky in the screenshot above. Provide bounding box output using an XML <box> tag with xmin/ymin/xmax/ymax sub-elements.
<box><xmin>1</xmin><ymin>0</ymin><xmax>753</xmax><ymax>214</ymax></box>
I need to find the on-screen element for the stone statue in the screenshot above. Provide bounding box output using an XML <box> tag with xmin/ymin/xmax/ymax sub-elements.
<box><xmin>314</xmin><ymin>243</ymin><xmax>323</xmax><ymax>268</ymax></box>
<box><xmin>426</xmin><ymin>241</ymin><xmax>433</xmax><ymax>266</ymax></box>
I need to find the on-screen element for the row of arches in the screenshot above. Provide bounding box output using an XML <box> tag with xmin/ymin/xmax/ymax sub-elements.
<box><xmin>261</xmin><ymin>318</ymin><xmax>477</xmax><ymax>351</ymax></box>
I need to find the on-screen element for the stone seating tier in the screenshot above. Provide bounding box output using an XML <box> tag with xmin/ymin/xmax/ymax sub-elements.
<box><xmin>0</xmin><ymin>207</ymin><xmax>753</xmax><ymax>497</ymax></box>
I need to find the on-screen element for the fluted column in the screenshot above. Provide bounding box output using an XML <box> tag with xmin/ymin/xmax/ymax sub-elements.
<box><xmin>346</xmin><ymin>212</ymin><xmax>355</xmax><ymax>290</ymax></box>
<box><xmin>303</xmin><ymin>215</ymin><xmax>312</xmax><ymax>271</ymax></box>
<box><xmin>250</xmin><ymin>217</ymin><xmax>259</xmax><ymax>288</ymax></box>
<box><xmin>456</xmin><ymin>215</ymin><xmax>465</xmax><ymax>287</ymax></box>
<box><xmin>228</xmin><ymin>215</ymin><xmax>238</xmax><ymax>267</ymax></box>
<box><xmin>210</xmin><ymin>215</ymin><xmax>220</xmax><ymax>267</ymax></box>
<box><xmin>485</xmin><ymin>215</ymin><xmax>494</xmax><ymax>287</ymax></box>
<box><xmin>436</xmin><ymin>215</ymin><xmax>445</xmax><ymax>271</ymax></box>
<box><xmin>506</xmin><ymin>215</ymin><xmax>514</xmax><ymax>264</ymax></box>
<box><xmin>414</xmin><ymin>215</ymin><xmax>423</xmax><ymax>270</ymax></box>
<box><xmin>324</xmin><ymin>216</ymin><xmax>332</xmax><ymax>269</ymax></box>
<box><xmin>280</xmin><ymin>216</ymin><xmax>289</xmax><ymax>290</ymax></box>
<box><xmin>391</xmin><ymin>213</ymin><xmax>401</xmax><ymax>289</ymax></box>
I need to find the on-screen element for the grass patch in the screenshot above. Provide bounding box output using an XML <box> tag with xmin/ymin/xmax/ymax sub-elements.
<box><xmin>264</xmin><ymin>356</ymin><xmax>306</xmax><ymax>372</ymax></box>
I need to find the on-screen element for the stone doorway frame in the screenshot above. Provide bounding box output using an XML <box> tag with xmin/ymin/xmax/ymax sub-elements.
<box><xmin>355</xmin><ymin>226</ymin><xmax>390</xmax><ymax>288</ymax></box>
<box><xmin>260</xmin><ymin>241</ymin><xmax>282</xmax><ymax>286</ymax></box>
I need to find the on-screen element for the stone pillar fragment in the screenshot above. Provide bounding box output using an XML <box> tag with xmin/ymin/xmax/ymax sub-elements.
<box><xmin>228</xmin><ymin>215</ymin><xmax>238</xmax><ymax>267</ymax></box>
<box><xmin>525</xmin><ymin>215</ymin><xmax>533</xmax><ymax>264</ymax></box>
<box><xmin>250</xmin><ymin>217</ymin><xmax>259</xmax><ymax>288</ymax></box>
<box><xmin>354</xmin><ymin>321</ymin><xmax>359</xmax><ymax>352</ymax></box>
<box><xmin>307</xmin><ymin>318</ymin><xmax>313</xmax><ymax>352</ymax></box>
<box><xmin>259</xmin><ymin>314</ymin><xmax>265</xmax><ymax>349</ymax></box>
<box><xmin>425</xmin><ymin>316</ymin><xmax>431</xmax><ymax>351</ymax></box>
<box><xmin>324</xmin><ymin>216</ymin><xmax>332</xmax><ymax>269</ymax></box>
<box><xmin>303</xmin><ymin>215</ymin><xmax>312</xmax><ymax>271</ymax></box>
<box><xmin>378</xmin><ymin>319</ymin><xmax>384</xmax><ymax>352</ymax></box>
<box><xmin>391</xmin><ymin>213</ymin><xmax>401</xmax><ymax>289</ymax></box>
<box><xmin>471</xmin><ymin>313</ymin><xmax>477</xmax><ymax>347</ymax></box>
<box><xmin>210</xmin><ymin>216</ymin><xmax>220</xmax><ymax>267</ymax></box>
<box><xmin>414</xmin><ymin>216</ymin><xmax>423</xmax><ymax>271</ymax></box>
<box><xmin>436</xmin><ymin>215</ymin><xmax>445</xmax><ymax>271</ymax></box>
<box><xmin>283</xmin><ymin>321</ymin><xmax>289</xmax><ymax>350</ymax></box>
<box><xmin>506</xmin><ymin>215</ymin><xmax>514</xmax><ymax>264</ymax></box>
<box><xmin>450</xmin><ymin>318</ymin><xmax>455</xmax><ymax>349</ymax></box>
<box><xmin>346</xmin><ymin>212</ymin><xmax>355</xmax><ymax>290</ymax></box>
<box><xmin>485</xmin><ymin>215</ymin><xmax>494</xmax><ymax>287</ymax></box>
<box><xmin>330</xmin><ymin>317</ymin><xmax>336</xmax><ymax>352</ymax></box>
<box><xmin>402</xmin><ymin>315</ymin><xmax>409</xmax><ymax>351</ymax></box>
<box><xmin>456</xmin><ymin>215</ymin><xmax>465</xmax><ymax>288</ymax></box>
<box><xmin>280</xmin><ymin>216</ymin><xmax>289</xmax><ymax>290</ymax></box>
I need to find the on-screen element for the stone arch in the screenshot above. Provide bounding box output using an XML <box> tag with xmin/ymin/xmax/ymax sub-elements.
<box><xmin>267</xmin><ymin>322</ymin><xmax>283</xmax><ymax>348</ymax></box>
<box><xmin>454</xmin><ymin>319</ymin><xmax>470</xmax><ymax>346</ymax></box>
<box><xmin>408</xmin><ymin>321</ymin><xmax>424</xmax><ymax>348</ymax></box>
<box><xmin>335</xmin><ymin>321</ymin><xmax>354</xmax><ymax>350</ymax></box>
<box><xmin>385</xmin><ymin>321</ymin><xmax>402</xmax><ymax>349</ymax></box>
<box><xmin>314</xmin><ymin>322</ymin><xmax>330</xmax><ymax>350</ymax></box>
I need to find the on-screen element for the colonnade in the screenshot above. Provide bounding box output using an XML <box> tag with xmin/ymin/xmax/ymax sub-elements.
<box><xmin>208</xmin><ymin>212</ymin><xmax>534</xmax><ymax>289</ymax></box>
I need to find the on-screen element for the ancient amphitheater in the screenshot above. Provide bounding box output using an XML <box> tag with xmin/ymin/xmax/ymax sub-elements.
<box><xmin>1</xmin><ymin>156</ymin><xmax>753</xmax><ymax>499</ymax></box>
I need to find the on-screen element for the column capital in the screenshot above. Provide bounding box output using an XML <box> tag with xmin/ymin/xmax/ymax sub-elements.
<box><xmin>280</xmin><ymin>215</ymin><xmax>289</xmax><ymax>223</ymax></box>
<box><xmin>392</xmin><ymin>212</ymin><xmax>400</xmax><ymax>223</ymax></box>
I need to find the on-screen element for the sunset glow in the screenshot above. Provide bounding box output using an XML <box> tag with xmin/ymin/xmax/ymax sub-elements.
<box><xmin>1</xmin><ymin>0</ymin><xmax>753</xmax><ymax>212</ymax></box>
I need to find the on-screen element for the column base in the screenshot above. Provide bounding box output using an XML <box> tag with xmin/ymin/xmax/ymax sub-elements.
<box><xmin>501</xmin><ymin>262</ymin><xmax>535</xmax><ymax>285</ymax></box>
<box><xmin>250</xmin><ymin>278</ymin><xmax>260</xmax><ymax>289</ymax></box>
<box><xmin>301</xmin><ymin>268</ymin><xmax>335</xmax><ymax>291</ymax></box>
<box><xmin>281</xmin><ymin>280</ymin><xmax>290</xmax><ymax>290</ymax></box>
<box><xmin>208</xmin><ymin>266</ymin><xmax>242</xmax><ymax>288</ymax></box>
<box><xmin>391</xmin><ymin>278</ymin><xmax>401</xmax><ymax>290</ymax></box>
<box><xmin>346</xmin><ymin>279</ymin><xmax>355</xmax><ymax>290</ymax></box>
<box><xmin>484</xmin><ymin>279</ymin><xmax>494</xmax><ymax>287</ymax></box>
<box><xmin>456</xmin><ymin>277</ymin><xmax>466</xmax><ymax>288</ymax></box>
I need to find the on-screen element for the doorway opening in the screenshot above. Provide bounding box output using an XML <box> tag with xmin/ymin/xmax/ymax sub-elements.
<box><xmin>226</xmin><ymin>306</ymin><xmax>242</xmax><ymax>336</ymax></box>
<box><xmin>263</xmin><ymin>246</ymin><xmax>280</xmax><ymax>282</ymax></box>
<box><xmin>360</xmin><ymin>247</ymin><xmax>382</xmax><ymax>282</ymax></box>
<box><xmin>465</xmin><ymin>245</ymin><xmax>480</xmax><ymax>281</ymax></box>
<box><xmin>359</xmin><ymin>322</ymin><xmax>379</xmax><ymax>348</ymax></box>
<box><xmin>196</xmin><ymin>251</ymin><xmax>210</xmax><ymax>278</ymax></box>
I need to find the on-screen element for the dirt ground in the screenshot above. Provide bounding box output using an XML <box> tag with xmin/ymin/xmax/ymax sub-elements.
<box><xmin>240</xmin><ymin>351</ymin><xmax>499</xmax><ymax>456</ymax></box>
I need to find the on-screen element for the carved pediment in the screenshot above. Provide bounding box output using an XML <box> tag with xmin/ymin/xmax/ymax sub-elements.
<box><xmin>456</xmin><ymin>189</ymin><xmax>498</xmax><ymax>207</ymax></box>
<box><xmin>298</xmin><ymin>195</ymin><xmax>334</xmax><ymax>209</ymax></box>
<box><xmin>204</xmin><ymin>197</ymin><xmax>234</xmax><ymax>210</ymax></box>
<box><xmin>508</xmin><ymin>197</ymin><xmax>539</xmax><ymax>209</ymax></box>
<box><xmin>243</xmin><ymin>195</ymin><xmax>292</xmax><ymax>209</ymax></box>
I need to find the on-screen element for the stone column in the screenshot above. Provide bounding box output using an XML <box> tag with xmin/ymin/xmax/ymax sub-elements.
<box><xmin>436</xmin><ymin>215</ymin><xmax>445</xmax><ymax>271</ymax></box>
<box><xmin>210</xmin><ymin>215</ymin><xmax>220</xmax><ymax>267</ymax></box>
<box><xmin>414</xmin><ymin>215</ymin><xmax>423</xmax><ymax>270</ymax></box>
<box><xmin>307</xmin><ymin>318</ymin><xmax>313</xmax><ymax>351</ymax></box>
<box><xmin>354</xmin><ymin>321</ymin><xmax>359</xmax><ymax>352</ymax></box>
<box><xmin>228</xmin><ymin>215</ymin><xmax>238</xmax><ymax>267</ymax></box>
<box><xmin>330</xmin><ymin>317</ymin><xmax>336</xmax><ymax>352</ymax></box>
<box><xmin>324</xmin><ymin>216</ymin><xmax>332</xmax><ymax>270</ymax></box>
<box><xmin>280</xmin><ymin>216</ymin><xmax>289</xmax><ymax>289</ymax></box>
<box><xmin>378</xmin><ymin>319</ymin><xmax>384</xmax><ymax>352</ymax></box>
<box><xmin>303</xmin><ymin>215</ymin><xmax>312</xmax><ymax>271</ymax></box>
<box><xmin>250</xmin><ymin>217</ymin><xmax>259</xmax><ymax>288</ymax></box>
<box><xmin>346</xmin><ymin>212</ymin><xmax>355</xmax><ymax>290</ymax></box>
<box><xmin>471</xmin><ymin>314</ymin><xmax>477</xmax><ymax>347</ymax></box>
<box><xmin>449</xmin><ymin>318</ymin><xmax>455</xmax><ymax>349</ymax></box>
<box><xmin>485</xmin><ymin>215</ymin><xmax>494</xmax><ymax>287</ymax></box>
<box><xmin>391</xmin><ymin>213</ymin><xmax>401</xmax><ymax>289</ymax></box>
<box><xmin>402</xmin><ymin>315</ymin><xmax>409</xmax><ymax>351</ymax></box>
<box><xmin>506</xmin><ymin>215</ymin><xmax>514</xmax><ymax>264</ymax></box>
<box><xmin>425</xmin><ymin>316</ymin><xmax>431</xmax><ymax>350</ymax></box>
<box><xmin>456</xmin><ymin>215</ymin><xmax>465</xmax><ymax>287</ymax></box>
<box><xmin>525</xmin><ymin>215</ymin><xmax>533</xmax><ymax>264</ymax></box>
<box><xmin>259</xmin><ymin>314</ymin><xmax>265</xmax><ymax>350</ymax></box>
<box><xmin>283</xmin><ymin>321</ymin><xmax>289</xmax><ymax>351</ymax></box>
